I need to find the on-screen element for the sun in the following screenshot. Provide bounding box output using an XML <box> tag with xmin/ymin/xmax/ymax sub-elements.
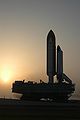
<box><xmin>1</xmin><ymin>71</ymin><xmax>10</xmax><ymax>83</ymax></box>
<box><xmin>0</xmin><ymin>67</ymin><xmax>12</xmax><ymax>83</ymax></box>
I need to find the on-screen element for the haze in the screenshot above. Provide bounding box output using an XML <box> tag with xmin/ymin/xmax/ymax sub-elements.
<box><xmin>0</xmin><ymin>0</ymin><xmax>80</xmax><ymax>99</ymax></box>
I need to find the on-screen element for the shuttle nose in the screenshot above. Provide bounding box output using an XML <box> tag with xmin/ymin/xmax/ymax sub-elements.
<box><xmin>47</xmin><ymin>30</ymin><xmax>55</xmax><ymax>40</ymax></box>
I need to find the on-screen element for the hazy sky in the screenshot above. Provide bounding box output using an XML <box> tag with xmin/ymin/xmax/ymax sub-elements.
<box><xmin>0</xmin><ymin>0</ymin><xmax>80</xmax><ymax>99</ymax></box>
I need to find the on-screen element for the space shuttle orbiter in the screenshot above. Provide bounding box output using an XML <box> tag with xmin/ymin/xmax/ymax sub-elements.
<box><xmin>47</xmin><ymin>30</ymin><xmax>72</xmax><ymax>84</ymax></box>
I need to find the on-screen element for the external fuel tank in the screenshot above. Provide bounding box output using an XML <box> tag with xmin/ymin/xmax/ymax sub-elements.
<box><xmin>47</xmin><ymin>30</ymin><xmax>56</xmax><ymax>83</ymax></box>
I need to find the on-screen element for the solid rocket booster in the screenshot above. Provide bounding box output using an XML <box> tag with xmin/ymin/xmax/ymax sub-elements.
<box><xmin>47</xmin><ymin>30</ymin><xmax>56</xmax><ymax>83</ymax></box>
<box><xmin>57</xmin><ymin>45</ymin><xmax>63</xmax><ymax>83</ymax></box>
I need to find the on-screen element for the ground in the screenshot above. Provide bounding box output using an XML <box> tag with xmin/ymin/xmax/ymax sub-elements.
<box><xmin>0</xmin><ymin>99</ymin><xmax>80</xmax><ymax>120</ymax></box>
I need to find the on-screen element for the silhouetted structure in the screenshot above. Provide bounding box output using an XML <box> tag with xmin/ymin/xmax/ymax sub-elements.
<box><xmin>47</xmin><ymin>30</ymin><xmax>56</xmax><ymax>83</ymax></box>
<box><xmin>12</xmin><ymin>30</ymin><xmax>75</xmax><ymax>101</ymax></box>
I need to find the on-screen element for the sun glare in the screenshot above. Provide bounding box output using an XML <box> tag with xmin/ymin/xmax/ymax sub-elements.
<box><xmin>0</xmin><ymin>66</ymin><xmax>12</xmax><ymax>83</ymax></box>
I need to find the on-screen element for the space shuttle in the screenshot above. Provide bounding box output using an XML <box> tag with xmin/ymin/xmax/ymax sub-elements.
<box><xmin>47</xmin><ymin>30</ymin><xmax>72</xmax><ymax>84</ymax></box>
